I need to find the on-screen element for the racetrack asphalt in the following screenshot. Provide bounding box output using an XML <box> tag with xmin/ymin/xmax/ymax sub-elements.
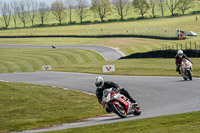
<box><xmin>1</xmin><ymin>72</ymin><xmax>200</xmax><ymax>132</ymax></box>
<box><xmin>0</xmin><ymin>45</ymin><xmax>124</xmax><ymax>61</ymax></box>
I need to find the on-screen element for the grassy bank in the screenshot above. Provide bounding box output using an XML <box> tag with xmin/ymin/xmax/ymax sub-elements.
<box><xmin>54</xmin><ymin>58</ymin><xmax>200</xmax><ymax>77</ymax></box>
<box><xmin>48</xmin><ymin>111</ymin><xmax>200</xmax><ymax>133</ymax></box>
<box><xmin>0</xmin><ymin>37</ymin><xmax>200</xmax><ymax>55</ymax></box>
<box><xmin>1</xmin><ymin>14</ymin><xmax>200</xmax><ymax>37</ymax></box>
<box><xmin>0</xmin><ymin>2</ymin><xmax>200</xmax><ymax>29</ymax></box>
<box><xmin>0</xmin><ymin>37</ymin><xmax>170</xmax><ymax>55</ymax></box>
<box><xmin>0</xmin><ymin>48</ymin><xmax>199</xmax><ymax>77</ymax></box>
<box><xmin>0</xmin><ymin>82</ymin><xmax>106</xmax><ymax>132</ymax></box>
<box><xmin>0</xmin><ymin>48</ymin><xmax>104</xmax><ymax>73</ymax></box>
<box><xmin>1</xmin><ymin>14</ymin><xmax>200</xmax><ymax>56</ymax></box>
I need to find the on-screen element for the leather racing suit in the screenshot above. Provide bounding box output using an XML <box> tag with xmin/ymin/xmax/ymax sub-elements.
<box><xmin>95</xmin><ymin>81</ymin><xmax>136</xmax><ymax>112</ymax></box>
<box><xmin>175</xmin><ymin>54</ymin><xmax>192</xmax><ymax>74</ymax></box>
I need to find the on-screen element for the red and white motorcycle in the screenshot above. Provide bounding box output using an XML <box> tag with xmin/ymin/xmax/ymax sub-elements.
<box><xmin>181</xmin><ymin>59</ymin><xmax>193</xmax><ymax>80</ymax></box>
<box><xmin>102</xmin><ymin>88</ymin><xmax>141</xmax><ymax>118</ymax></box>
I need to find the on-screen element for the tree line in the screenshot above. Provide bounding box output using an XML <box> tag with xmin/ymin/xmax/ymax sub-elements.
<box><xmin>0</xmin><ymin>0</ymin><xmax>199</xmax><ymax>29</ymax></box>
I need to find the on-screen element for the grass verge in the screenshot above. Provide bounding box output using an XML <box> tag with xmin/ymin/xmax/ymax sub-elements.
<box><xmin>1</xmin><ymin>82</ymin><xmax>200</xmax><ymax>133</ymax></box>
<box><xmin>0</xmin><ymin>36</ymin><xmax>200</xmax><ymax>55</ymax></box>
<box><xmin>0</xmin><ymin>48</ymin><xmax>199</xmax><ymax>77</ymax></box>
<box><xmin>0</xmin><ymin>48</ymin><xmax>105</xmax><ymax>73</ymax></box>
<box><xmin>47</xmin><ymin>111</ymin><xmax>200</xmax><ymax>133</ymax></box>
<box><xmin>54</xmin><ymin>58</ymin><xmax>200</xmax><ymax>77</ymax></box>
<box><xmin>0</xmin><ymin>82</ymin><xmax>105</xmax><ymax>132</ymax></box>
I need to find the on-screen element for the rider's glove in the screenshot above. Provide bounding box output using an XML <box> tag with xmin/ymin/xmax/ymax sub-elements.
<box><xmin>101</xmin><ymin>101</ymin><xmax>105</xmax><ymax>108</ymax></box>
<box><xmin>133</xmin><ymin>102</ymin><xmax>138</xmax><ymax>106</ymax></box>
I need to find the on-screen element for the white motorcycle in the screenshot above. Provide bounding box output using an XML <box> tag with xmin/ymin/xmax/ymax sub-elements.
<box><xmin>180</xmin><ymin>59</ymin><xmax>193</xmax><ymax>80</ymax></box>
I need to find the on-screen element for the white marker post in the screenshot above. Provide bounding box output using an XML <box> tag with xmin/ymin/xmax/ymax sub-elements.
<box><xmin>103</xmin><ymin>65</ymin><xmax>115</xmax><ymax>73</ymax></box>
<box><xmin>42</xmin><ymin>65</ymin><xmax>52</xmax><ymax>70</ymax></box>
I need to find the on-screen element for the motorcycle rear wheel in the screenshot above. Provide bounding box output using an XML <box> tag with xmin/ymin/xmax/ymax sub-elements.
<box><xmin>111</xmin><ymin>103</ymin><xmax>127</xmax><ymax>118</ymax></box>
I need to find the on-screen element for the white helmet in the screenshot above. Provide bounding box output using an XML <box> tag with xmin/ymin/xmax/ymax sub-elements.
<box><xmin>177</xmin><ymin>50</ymin><xmax>183</xmax><ymax>58</ymax></box>
<box><xmin>95</xmin><ymin>76</ymin><xmax>104</xmax><ymax>88</ymax></box>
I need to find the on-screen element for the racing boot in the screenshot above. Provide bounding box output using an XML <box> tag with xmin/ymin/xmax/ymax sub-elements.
<box><xmin>105</xmin><ymin>107</ymin><xmax>112</xmax><ymax>113</ymax></box>
<box><xmin>176</xmin><ymin>67</ymin><xmax>181</xmax><ymax>74</ymax></box>
<box><xmin>120</xmin><ymin>88</ymin><xmax>136</xmax><ymax>103</ymax></box>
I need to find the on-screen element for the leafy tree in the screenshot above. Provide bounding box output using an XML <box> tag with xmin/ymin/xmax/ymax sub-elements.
<box><xmin>112</xmin><ymin>0</ymin><xmax>131</xmax><ymax>20</ymax></box>
<box><xmin>64</xmin><ymin>0</ymin><xmax>74</xmax><ymax>24</ymax></box>
<box><xmin>75</xmin><ymin>0</ymin><xmax>89</xmax><ymax>23</ymax></box>
<box><xmin>165</xmin><ymin>0</ymin><xmax>179</xmax><ymax>16</ymax></box>
<box><xmin>0</xmin><ymin>2</ymin><xmax>11</xmax><ymax>28</ymax></box>
<box><xmin>0</xmin><ymin>0</ymin><xmax>2</xmax><ymax>26</ymax></box>
<box><xmin>51</xmin><ymin>0</ymin><xmax>66</xmax><ymax>25</ymax></box>
<box><xmin>158</xmin><ymin>0</ymin><xmax>165</xmax><ymax>16</ymax></box>
<box><xmin>177</xmin><ymin>0</ymin><xmax>195</xmax><ymax>15</ymax></box>
<box><xmin>10</xmin><ymin>0</ymin><xmax>19</xmax><ymax>28</ymax></box>
<box><xmin>26</xmin><ymin>0</ymin><xmax>38</xmax><ymax>26</ymax></box>
<box><xmin>16</xmin><ymin>0</ymin><xmax>28</xmax><ymax>28</ymax></box>
<box><xmin>149</xmin><ymin>0</ymin><xmax>157</xmax><ymax>18</ymax></box>
<box><xmin>91</xmin><ymin>0</ymin><xmax>111</xmax><ymax>22</ymax></box>
<box><xmin>38</xmin><ymin>2</ymin><xmax>50</xmax><ymax>26</ymax></box>
<box><xmin>132</xmin><ymin>0</ymin><xmax>150</xmax><ymax>17</ymax></box>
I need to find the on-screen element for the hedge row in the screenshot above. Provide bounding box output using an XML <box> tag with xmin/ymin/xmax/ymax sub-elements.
<box><xmin>120</xmin><ymin>50</ymin><xmax>200</xmax><ymax>59</ymax></box>
<box><xmin>0</xmin><ymin>34</ymin><xmax>178</xmax><ymax>40</ymax></box>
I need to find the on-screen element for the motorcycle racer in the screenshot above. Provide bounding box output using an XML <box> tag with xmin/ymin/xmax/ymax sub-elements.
<box><xmin>95</xmin><ymin>76</ymin><xmax>137</xmax><ymax>112</ymax></box>
<box><xmin>175</xmin><ymin>50</ymin><xmax>192</xmax><ymax>74</ymax></box>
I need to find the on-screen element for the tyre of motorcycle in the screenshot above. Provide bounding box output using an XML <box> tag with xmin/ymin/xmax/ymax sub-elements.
<box><xmin>133</xmin><ymin>106</ymin><xmax>141</xmax><ymax>116</ymax></box>
<box><xmin>183</xmin><ymin>77</ymin><xmax>187</xmax><ymax>80</ymax></box>
<box><xmin>111</xmin><ymin>103</ymin><xmax>127</xmax><ymax>118</ymax></box>
<box><xmin>187</xmin><ymin>70</ymin><xmax>192</xmax><ymax>80</ymax></box>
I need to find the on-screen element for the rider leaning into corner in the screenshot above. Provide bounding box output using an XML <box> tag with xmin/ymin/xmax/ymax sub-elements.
<box><xmin>175</xmin><ymin>50</ymin><xmax>193</xmax><ymax>74</ymax></box>
<box><xmin>95</xmin><ymin>76</ymin><xmax>137</xmax><ymax>113</ymax></box>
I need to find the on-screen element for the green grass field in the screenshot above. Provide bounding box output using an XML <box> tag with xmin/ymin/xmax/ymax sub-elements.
<box><xmin>48</xmin><ymin>111</ymin><xmax>200</xmax><ymax>133</ymax></box>
<box><xmin>0</xmin><ymin>48</ymin><xmax>200</xmax><ymax>77</ymax></box>
<box><xmin>0</xmin><ymin>37</ymin><xmax>169</xmax><ymax>55</ymax></box>
<box><xmin>0</xmin><ymin>82</ymin><xmax>106</xmax><ymax>132</ymax></box>
<box><xmin>1</xmin><ymin>14</ymin><xmax>200</xmax><ymax>56</ymax></box>
<box><xmin>1</xmin><ymin>14</ymin><xmax>200</xmax><ymax>37</ymax></box>
<box><xmin>1</xmin><ymin>81</ymin><xmax>200</xmax><ymax>132</ymax></box>
<box><xmin>1</xmin><ymin>37</ymin><xmax>200</xmax><ymax>56</ymax></box>
<box><xmin>54</xmin><ymin>58</ymin><xmax>200</xmax><ymax>77</ymax></box>
<box><xmin>0</xmin><ymin>2</ymin><xmax>200</xmax><ymax>28</ymax></box>
<box><xmin>0</xmin><ymin>48</ymin><xmax>105</xmax><ymax>73</ymax></box>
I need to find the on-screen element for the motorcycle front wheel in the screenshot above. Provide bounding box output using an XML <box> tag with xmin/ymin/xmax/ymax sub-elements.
<box><xmin>133</xmin><ymin>105</ymin><xmax>141</xmax><ymax>116</ymax></box>
<box><xmin>111</xmin><ymin>103</ymin><xmax>127</xmax><ymax>118</ymax></box>
<box><xmin>183</xmin><ymin>77</ymin><xmax>187</xmax><ymax>80</ymax></box>
<box><xmin>187</xmin><ymin>70</ymin><xmax>192</xmax><ymax>80</ymax></box>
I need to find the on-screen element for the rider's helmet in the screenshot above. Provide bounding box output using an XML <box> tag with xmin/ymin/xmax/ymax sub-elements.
<box><xmin>177</xmin><ymin>50</ymin><xmax>183</xmax><ymax>58</ymax></box>
<box><xmin>95</xmin><ymin>76</ymin><xmax>104</xmax><ymax>88</ymax></box>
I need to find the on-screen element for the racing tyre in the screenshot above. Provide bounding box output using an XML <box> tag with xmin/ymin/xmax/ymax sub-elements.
<box><xmin>183</xmin><ymin>77</ymin><xmax>187</xmax><ymax>80</ymax></box>
<box><xmin>111</xmin><ymin>103</ymin><xmax>127</xmax><ymax>118</ymax></box>
<box><xmin>133</xmin><ymin>106</ymin><xmax>141</xmax><ymax>116</ymax></box>
<box><xmin>187</xmin><ymin>70</ymin><xmax>192</xmax><ymax>80</ymax></box>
